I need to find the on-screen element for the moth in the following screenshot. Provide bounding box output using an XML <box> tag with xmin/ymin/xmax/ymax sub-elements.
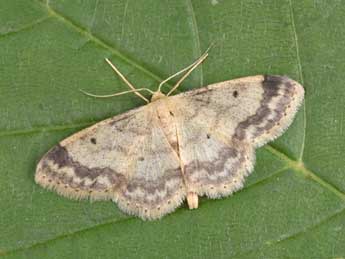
<box><xmin>35</xmin><ymin>50</ymin><xmax>304</xmax><ymax>220</ymax></box>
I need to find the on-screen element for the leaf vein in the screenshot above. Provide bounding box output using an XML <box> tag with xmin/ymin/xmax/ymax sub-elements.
<box><xmin>186</xmin><ymin>0</ymin><xmax>204</xmax><ymax>86</ymax></box>
<box><xmin>2</xmin><ymin>216</ymin><xmax>135</xmax><ymax>257</ymax></box>
<box><xmin>236</xmin><ymin>206</ymin><xmax>345</xmax><ymax>257</ymax></box>
<box><xmin>33</xmin><ymin>0</ymin><xmax>165</xmax><ymax>85</ymax></box>
<box><xmin>265</xmin><ymin>145</ymin><xmax>345</xmax><ymax>201</ymax></box>
<box><xmin>288</xmin><ymin>0</ymin><xmax>307</xmax><ymax>162</ymax></box>
<box><xmin>0</xmin><ymin>121</ymin><xmax>94</xmax><ymax>138</ymax></box>
<box><xmin>0</xmin><ymin>15</ymin><xmax>51</xmax><ymax>40</ymax></box>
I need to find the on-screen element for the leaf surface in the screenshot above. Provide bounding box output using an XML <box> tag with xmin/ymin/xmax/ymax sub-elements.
<box><xmin>1</xmin><ymin>0</ymin><xmax>345</xmax><ymax>258</ymax></box>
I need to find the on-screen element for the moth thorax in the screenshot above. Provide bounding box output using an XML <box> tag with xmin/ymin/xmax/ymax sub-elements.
<box><xmin>151</xmin><ymin>91</ymin><xmax>166</xmax><ymax>102</ymax></box>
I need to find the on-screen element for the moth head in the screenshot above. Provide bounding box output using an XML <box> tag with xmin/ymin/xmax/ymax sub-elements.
<box><xmin>151</xmin><ymin>91</ymin><xmax>166</xmax><ymax>102</ymax></box>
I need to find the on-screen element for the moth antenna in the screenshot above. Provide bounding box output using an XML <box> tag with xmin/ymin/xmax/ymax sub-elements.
<box><xmin>157</xmin><ymin>54</ymin><xmax>205</xmax><ymax>92</ymax></box>
<box><xmin>167</xmin><ymin>53</ymin><xmax>208</xmax><ymax>96</ymax></box>
<box><xmin>80</xmin><ymin>88</ymin><xmax>154</xmax><ymax>100</ymax></box>
<box><xmin>105</xmin><ymin>58</ymin><xmax>150</xmax><ymax>103</ymax></box>
<box><xmin>158</xmin><ymin>44</ymin><xmax>214</xmax><ymax>93</ymax></box>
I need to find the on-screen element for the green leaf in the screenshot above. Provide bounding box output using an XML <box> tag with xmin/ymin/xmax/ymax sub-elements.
<box><xmin>1</xmin><ymin>0</ymin><xmax>345</xmax><ymax>258</ymax></box>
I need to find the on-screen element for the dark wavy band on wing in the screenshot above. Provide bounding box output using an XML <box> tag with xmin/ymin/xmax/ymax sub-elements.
<box><xmin>233</xmin><ymin>75</ymin><xmax>304</xmax><ymax>147</ymax></box>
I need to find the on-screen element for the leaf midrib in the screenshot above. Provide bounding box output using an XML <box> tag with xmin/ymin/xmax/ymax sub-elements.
<box><xmin>35</xmin><ymin>0</ymin><xmax>166</xmax><ymax>84</ymax></box>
